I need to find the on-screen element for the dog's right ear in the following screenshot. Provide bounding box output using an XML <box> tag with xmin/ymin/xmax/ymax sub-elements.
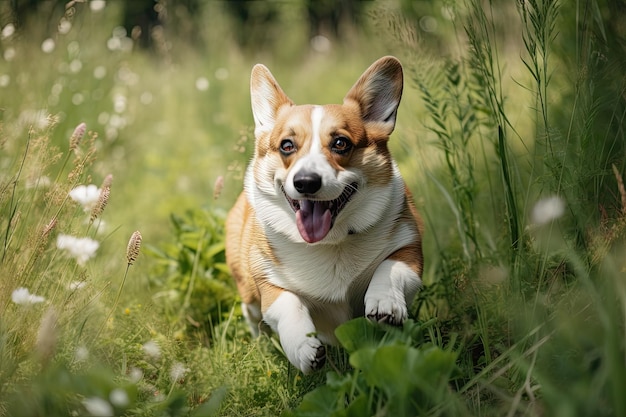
<box><xmin>250</xmin><ymin>64</ymin><xmax>293</xmax><ymax>137</ymax></box>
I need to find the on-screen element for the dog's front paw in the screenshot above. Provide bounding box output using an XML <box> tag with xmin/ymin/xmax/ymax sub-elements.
<box><xmin>364</xmin><ymin>293</ymin><xmax>407</xmax><ymax>326</ymax></box>
<box><xmin>290</xmin><ymin>335</ymin><xmax>326</xmax><ymax>374</ymax></box>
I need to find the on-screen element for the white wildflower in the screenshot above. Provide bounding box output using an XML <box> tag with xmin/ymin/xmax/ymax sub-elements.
<box><xmin>310</xmin><ymin>35</ymin><xmax>331</xmax><ymax>53</ymax></box>
<box><xmin>69</xmin><ymin>281</ymin><xmax>86</xmax><ymax>291</ymax></box>
<box><xmin>1</xmin><ymin>23</ymin><xmax>15</xmax><ymax>39</ymax></box>
<box><xmin>69</xmin><ymin>184</ymin><xmax>101</xmax><ymax>212</ymax></box>
<box><xmin>531</xmin><ymin>196</ymin><xmax>565</xmax><ymax>225</ymax></box>
<box><xmin>142</xmin><ymin>340</ymin><xmax>161</xmax><ymax>360</ymax></box>
<box><xmin>169</xmin><ymin>362</ymin><xmax>189</xmax><ymax>383</ymax></box>
<box><xmin>107</xmin><ymin>36</ymin><xmax>121</xmax><ymax>51</ymax></box>
<box><xmin>109</xmin><ymin>388</ymin><xmax>129</xmax><ymax>408</ymax></box>
<box><xmin>56</xmin><ymin>234</ymin><xmax>99</xmax><ymax>266</ymax></box>
<box><xmin>75</xmin><ymin>345</ymin><xmax>90</xmax><ymax>362</ymax></box>
<box><xmin>58</xmin><ymin>18</ymin><xmax>72</xmax><ymax>35</ymax></box>
<box><xmin>82</xmin><ymin>397</ymin><xmax>113</xmax><ymax>417</ymax></box>
<box><xmin>90</xmin><ymin>0</ymin><xmax>106</xmax><ymax>12</ymax></box>
<box><xmin>195</xmin><ymin>77</ymin><xmax>209</xmax><ymax>91</ymax></box>
<box><xmin>11</xmin><ymin>287</ymin><xmax>45</xmax><ymax>305</ymax></box>
<box><xmin>41</xmin><ymin>38</ymin><xmax>55</xmax><ymax>53</ymax></box>
<box><xmin>128</xmin><ymin>367</ymin><xmax>143</xmax><ymax>383</ymax></box>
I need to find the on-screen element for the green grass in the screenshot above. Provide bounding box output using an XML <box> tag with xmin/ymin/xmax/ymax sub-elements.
<box><xmin>1</xmin><ymin>0</ymin><xmax>625</xmax><ymax>416</ymax></box>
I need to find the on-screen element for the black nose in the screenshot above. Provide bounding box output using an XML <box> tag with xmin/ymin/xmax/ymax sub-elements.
<box><xmin>293</xmin><ymin>171</ymin><xmax>322</xmax><ymax>194</ymax></box>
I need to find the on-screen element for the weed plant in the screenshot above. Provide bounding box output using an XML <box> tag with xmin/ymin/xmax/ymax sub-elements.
<box><xmin>0</xmin><ymin>0</ymin><xmax>625</xmax><ymax>416</ymax></box>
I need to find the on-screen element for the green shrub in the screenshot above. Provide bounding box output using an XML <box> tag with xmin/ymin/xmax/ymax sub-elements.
<box><xmin>145</xmin><ymin>208</ymin><xmax>236</xmax><ymax>338</ymax></box>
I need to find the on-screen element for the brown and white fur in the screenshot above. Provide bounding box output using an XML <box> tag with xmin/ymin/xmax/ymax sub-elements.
<box><xmin>225</xmin><ymin>56</ymin><xmax>423</xmax><ymax>373</ymax></box>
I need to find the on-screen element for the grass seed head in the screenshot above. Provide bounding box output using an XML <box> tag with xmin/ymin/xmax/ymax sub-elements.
<box><xmin>213</xmin><ymin>175</ymin><xmax>224</xmax><ymax>200</ymax></box>
<box><xmin>69</xmin><ymin>122</ymin><xmax>86</xmax><ymax>153</ymax></box>
<box><xmin>101</xmin><ymin>173</ymin><xmax>113</xmax><ymax>189</ymax></box>
<box><xmin>36</xmin><ymin>307</ymin><xmax>58</xmax><ymax>366</ymax></box>
<box><xmin>42</xmin><ymin>218</ymin><xmax>57</xmax><ymax>238</ymax></box>
<box><xmin>90</xmin><ymin>185</ymin><xmax>110</xmax><ymax>223</ymax></box>
<box><xmin>37</xmin><ymin>217</ymin><xmax>58</xmax><ymax>253</ymax></box>
<box><xmin>612</xmin><ymin>164</ymin><xmax>626</xmax><ymax>216</ymax></box>
<box><xmin>126</xmin><ymin>230</ymin><xmax>142</xmax><ymax>265</ymax></box>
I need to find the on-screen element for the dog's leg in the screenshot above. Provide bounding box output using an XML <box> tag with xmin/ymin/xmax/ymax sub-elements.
<box><xmin>263</xmin><ymin>290</ymin><xmax>326</xmax><ymax>374</ymax></box>
<box><xmin>241</xmin><ymin>302</ymin><xmax>262</xmax><ymax>337</ymax></box>
<box><xmin>365</xmin><ymin>259</ymin><xmax>421</xmax><ymax>325</ymax></box>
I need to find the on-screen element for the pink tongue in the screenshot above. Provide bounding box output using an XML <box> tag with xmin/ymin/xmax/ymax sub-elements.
<box><xmin>296</xmin><ymin>200</ymin><xmax>332</xmax><ymax>243</ymax></box>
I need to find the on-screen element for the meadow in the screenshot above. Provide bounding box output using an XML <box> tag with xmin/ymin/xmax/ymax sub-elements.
<box><xmin>0</xmin><ymin>0</ymin><xmax>625</xmax><ymax>416</ymax></box>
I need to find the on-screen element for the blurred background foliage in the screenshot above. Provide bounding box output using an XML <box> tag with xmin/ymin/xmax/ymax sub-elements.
<box><xmin>0</xmin><ymin>0</ymin><xmax>410</xmax><ymax>244</ymax></box>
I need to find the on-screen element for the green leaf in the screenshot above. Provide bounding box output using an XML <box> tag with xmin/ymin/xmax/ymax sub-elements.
<box><xmin>334</xmin><ymin>318</ymin><xmax>389</xmax><ymax>353</ymax></box>
<box><xmin>283</xmin><ymin>385</ymin><xmax>340</xmax><ymax>416</ymax></box>
<box><xmin>191</xmin><ymin>386</ymin><xmax>228</xmax><ymax>417</ymax></box>
<box><xmin>351</xmin><ymin>345</ymin><xmax>458</xmax><ymax>414</ymax></box>
<box><xmin>325</xmin><ymin>371</ymin><xmax>352</xmax><ymax>391</ymax></box>
<box><xmin>205</xmin><ymin>242</ymin><xmax>225</xmax><ymax>259</ymax></box>
<box><xmin>348</xmin><ymin>347</ymin><xmax>377</xmax><ymax>375</ymax></box>
<box><xmin>343</xmin><ymin>395</ymin><xmax>369</xmax><ymax>417</ymax></box>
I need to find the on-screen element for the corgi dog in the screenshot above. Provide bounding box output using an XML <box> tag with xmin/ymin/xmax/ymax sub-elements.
<box><xmin>225</xmin><ymin>56</ymin><xmax>423</xmax><ymax>373</ymax></box>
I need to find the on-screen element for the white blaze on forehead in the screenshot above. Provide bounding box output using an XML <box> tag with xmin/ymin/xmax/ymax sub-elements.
<box><xmin>293</xmin><ymin>105</ymin><xmax>327</xmax><ymax>175</ymax></box>
<box><xmin>284</xmin><ymin>104</ymin><xmax>338</xmax><ymax>201</ymax></box>
<box><xmin>310</xmin><ymin>106</ymin><xmax>324</xmax><ymax>154</ymax></box>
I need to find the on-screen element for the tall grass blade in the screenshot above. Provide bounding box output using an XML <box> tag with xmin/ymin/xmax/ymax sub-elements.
<box><xmin>498</xmin><ymin>125</ymin><xmax>520</xmax><ymax>258</ymax></box>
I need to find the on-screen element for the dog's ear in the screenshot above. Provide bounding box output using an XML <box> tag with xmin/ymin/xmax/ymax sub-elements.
<box><xmin>250</xmin><ymin>64</ymin><xmax>293</xmax><ymax>136</ymax></box>
<box><xmin>343</xmin><ymin>56</ymin><xmax>403</xmax><ymax>135</ymax></box>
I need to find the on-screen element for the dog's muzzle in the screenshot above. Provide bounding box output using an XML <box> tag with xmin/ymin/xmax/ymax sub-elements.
<box><xmin>282</xmin><ymin>182</ymin><xmax>358</xmax><ymax>243</ymax></box>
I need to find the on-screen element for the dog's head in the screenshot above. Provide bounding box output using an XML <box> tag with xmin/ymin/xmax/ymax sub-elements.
<box><xmin>247</xmin><ymin>56</ymin><xmax>404</xmax><ymax>244</ymax></box>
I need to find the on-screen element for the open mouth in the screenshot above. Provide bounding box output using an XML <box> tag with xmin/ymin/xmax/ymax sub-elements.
<box><xmin>282</xmin><ymin>182</ymin><xmax>358</xmax><ymax>243</ymax></box>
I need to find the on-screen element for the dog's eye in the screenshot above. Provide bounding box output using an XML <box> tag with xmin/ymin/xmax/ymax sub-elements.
<box><xmin>331</xmin><ymin>136</ymin><xmax>352</xmax><ymax>154</ymax></box>
<box><xmin>280</xmin><ymin>139</ymin><xmax>296</xmax><ymax>155</ymax></box>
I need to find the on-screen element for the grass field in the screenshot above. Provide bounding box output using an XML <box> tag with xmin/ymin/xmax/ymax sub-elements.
<box><xmin>1</xmin><ymin>1</ymin><xmax>625</xmax><ymax>416</ymax></box>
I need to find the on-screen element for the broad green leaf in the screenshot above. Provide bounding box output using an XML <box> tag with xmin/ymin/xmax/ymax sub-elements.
<box><xmin>351</xmin><ymin>344</ymin><xmax>458</xmax><ymax>414</ymax></box>
<box><xmin>344</xmin><ymin>395</ymin><xmax>369</xmax><ymax>417</ymax></box>
<box><xmin>283</xmin><ymin>385</ymin><xmax>339</xmax><ymax>416</ymax></box>
<box><xmin>190</xmin><ymin>386</ymin><xmax>228</xmax><ymax>417</ymax></box>
<box><xmin>348</xmin><ymin>347</ymin><xmax>377</xmax><ymax>374</ymax></box>
<box><xmin>335</xmin><ymin>319</ymin><xmax>382</xmax><ymax>352</ymax></box>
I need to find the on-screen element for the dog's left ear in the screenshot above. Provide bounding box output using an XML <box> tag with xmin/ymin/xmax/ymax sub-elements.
<box><xmin>344</xmin><ymin>56</ymin><xmax>403</xmax><ymax>135</ymax></box>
